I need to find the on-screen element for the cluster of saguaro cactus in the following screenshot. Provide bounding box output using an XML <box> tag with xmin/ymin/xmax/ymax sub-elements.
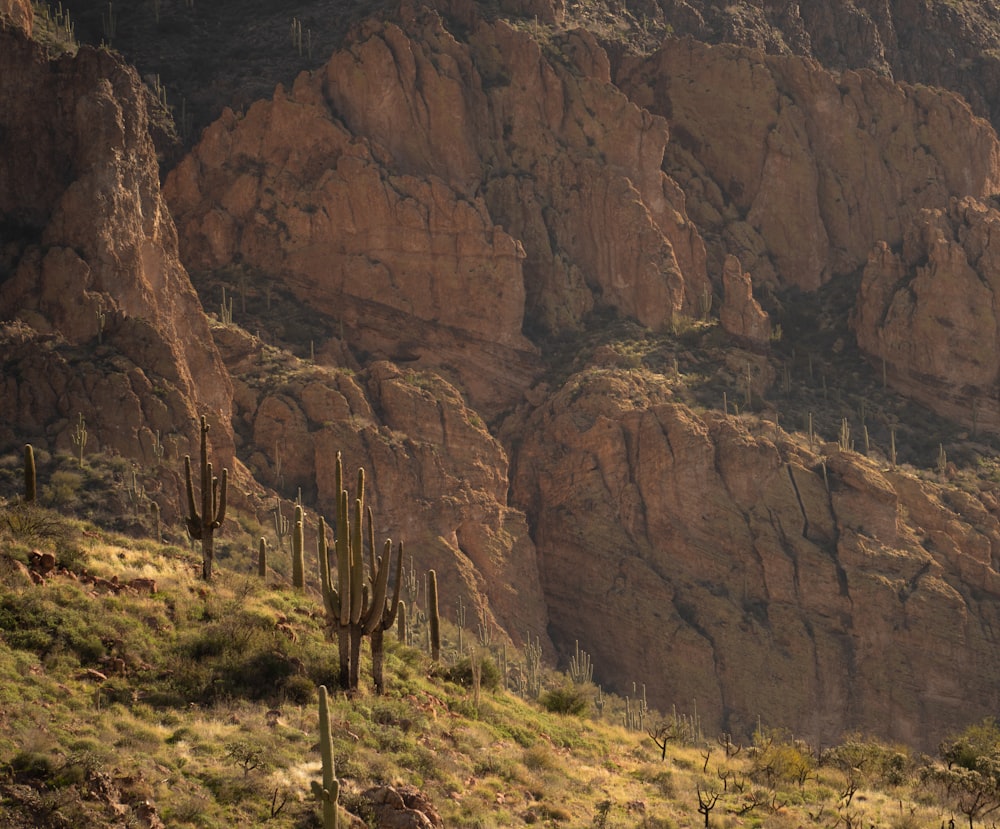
<box><xmin>568</xmin><ymin>640</ymin><xmax>593</xmax><ymax>685</ymax></box>
<box><xmin>513</xmin><ymin>634</ymin><xmax>543</xmax><ymax>698</ymax></box>
<box><xmin>183</xmin><ymin>416</ymin><xmax>228</xmax><ymax>581</ymax></box>
<box><xmin>624</xmin><ymin>684</ymin><xmax>648</xmax><ymax>731</ymax></box>
<box><xmin>318</xmin><ymin>453</ymin><xmax>403</xmax><ymax>694</ymax></box>
<box><xmin>311</xmin><ymin>685</ymin><xmax>340</xmax><ymax>829</ymax></box>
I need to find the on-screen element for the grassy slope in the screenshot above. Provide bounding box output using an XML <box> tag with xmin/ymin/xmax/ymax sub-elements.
<box><xmin>0</xmin><ymin>493</ymin><xmax>965</xmax><ymax>829</ymax></box>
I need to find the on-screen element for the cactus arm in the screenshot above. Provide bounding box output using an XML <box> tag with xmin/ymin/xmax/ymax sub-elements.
<box><xmin>362</xmin><ymin>539</ymin><xmax>394</xmax><ymax>635</ymax></box>
<box><xmin>318</xmin><ymin>516</ymin><xmax>342</xmax><ymax>619</ymax></box>
<box><xmin>349</xmin><ymin>498</ymin><xmax>364</xmax><ymax>624</ymax></box>
<box><xmin>383</xmin><ymin>540</ymin><xmax>404</xmax><ymax>629</ymax></box>
<box><xmin>183</xmin><ymin>454</ymin><xmax>202</xmax><ymax>538</ymax></box>
<box><xmin>215</xmin><ymin>468</ymin><xmax>228</xmax><ymax>528</ymax></box>
<box><xmin>336</xmin><ymin>490</ymin><xmax>351</xmax><ymax>627</ymax></box>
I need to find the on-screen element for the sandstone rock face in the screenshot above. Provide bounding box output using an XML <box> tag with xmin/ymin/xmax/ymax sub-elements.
<box><xmin>509</xmin><ymin>369</ymin><xmax>1000</xmax><ymax>750</ymax></box>
<box><xmin>166</xmin><ymin>3</ymin><xmax>710</xmax><ymax>409</ymax></box>
<box><xmin>719</xmin><ymin>254</ymin><xmax>771</xmax><ymax>348</ymax></box>
<box><xmin>617</xmin><ymin>38</ymin><xmax>1000</xmax><ymax>290</ymax></box>
<box><xmin>853</xmin><ymin>196</ymin><xmax>1000</xmax><ymax>433</ymax></box>
<box><xmin>213</xmin><ymin>324</ymin><xmax>550</xmax><ymax>647</ymax></box>
<box><xmin>0</xmin><ymin>29</ymin><xmax>233</xmax><ymax>471</ymax></box>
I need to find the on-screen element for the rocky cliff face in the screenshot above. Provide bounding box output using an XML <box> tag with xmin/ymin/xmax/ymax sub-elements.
<box><xmin>641</xmin><ymin>1</ymin><xmax>1000</xmax><ymax>133</ymax></box>
<box><xmin>165</xmin><ymin>0</ymin><xmax>710</xmax><ymax>409</ymax></box>
<box><xmin>0</xmin><ymin>25</ymin><xmax>233</xmax><ymax>475</ymax></box>
<box><xmin>213</xmin><ymin>324</ymin><xmax>550</xmax><ymax>648</ymax></box>
<box><xmin>508</xmin><ymin>367</ymin><xmax>1000</xmax><ymax>748</ymax></box>
<box><xmin>853</xmin><ymin>196</ymin><xmax>1000</xmax><ymax>434</ymax></box>
<box><xmin>617</xmin><ymin>37</ymin><xmax>1000</xmax><ymax>290</ymax></box>
<box><xmin>160</xmin><ymin>0</ymin><xmax>1000</xmax><ymax>747</ymax></box>
<box><xmin>0</xmin><ymin>0</ymin><xmax>31</xmax><ymax>35</ymax></box>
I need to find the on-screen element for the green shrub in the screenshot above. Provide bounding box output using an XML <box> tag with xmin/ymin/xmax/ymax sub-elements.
<box><xmin>541</xmin><ymin>684</ymin><xmax>589</xmax><ymax>716</ymax></box>
<box><xmin>440</xmin><ymin>655</ymin><xmax>502</xmax><ymax>691</ymax></box>
<box><xmin>10</xmin><ymin>750</ymin><xmax>56</xmax><ymax>783</ymax></box>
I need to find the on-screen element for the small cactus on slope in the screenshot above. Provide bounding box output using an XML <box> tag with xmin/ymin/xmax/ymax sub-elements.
<box><xmin>311</xmin><ymin>685</ymin><xmax>340</xmax><ymax>829</ymax></box>
<box><xmin>23</xmin><ymin>444</ymin><xmax>36</xmax><ymax>504</ymax></box>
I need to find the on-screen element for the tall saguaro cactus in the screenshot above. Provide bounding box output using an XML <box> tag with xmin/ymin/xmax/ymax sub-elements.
<box><xmin>184</xmin><ymin>416</ymin><xmax>228</xmax><ymax>581</ymax></box>
<box><xmin>257</xmin><ymin>537</ymin><xmax>267</xmax><ymax>579</ymax></box>
<box><xmin>311</xmin><ymin>685</ymin><xmax>339</xmax><ymax>829</ymax></box>
<box><xmin>427</xmin><ymin>569</ymin><xmax>441</xmax><ymax>662</ymax></box>
<box><xmin>23</xmin><ymin>444</ymin><xmax>36</xmax><ymax>504</ymax></box>
<box><xmin>318</xmin><ymin>452</ymin><xmax>403</xmax><ymax>694</ymax></box>
<box><xmin>292</xmin><ymin>504</ymin><xmax>305</xmax><ymax>589</ymax></box>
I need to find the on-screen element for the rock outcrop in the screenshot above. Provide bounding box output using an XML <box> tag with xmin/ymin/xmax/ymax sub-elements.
<box><xmin>166</xmin><ymin>2</ymin><xmax>710</xmax><ymax>414</ymax></box>
<box><xmin>0</xmin><ymin>0</ymin><xmax>31</xmax><ymax>36</ymax></box>
<box><xmin>509</xmin><ymin>368</ymin><xmax>1000</xmax><ymax>751</ymax></box>
<box><xmin>617</xmin><ymin>37</ymin><xmax>1000</xmax><ymax>290</ymax></box>
<box><xmin>853</xmin><ymin>196</ymin><xmax>1000</xmax><ymax>434</ymax></box>
<box><xmin>0</xmin><ymin>26</ymin><xmax>233</xmax><ymax>474</ymax></box>
<box><xmin>719</xmin><ymin>254</ymin><xmax>771</xmax><ymax>348</ymax></box>
<box><xmin>215</xmin><ymin>325</ymin><xmax>550</xmax><ymax>648</ymax></box>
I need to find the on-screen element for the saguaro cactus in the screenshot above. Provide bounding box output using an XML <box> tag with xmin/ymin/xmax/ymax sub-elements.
<box><xmin>184</xmin><ymin>416</ymin><xmax>228</xmax><ymax>581</ymax></box>
<box><xmin>292</xmin><ymin>504</ymin><xmax>305</xmax><ymax>589</ymax></box>
<box><xmin>311</xmin><ymin>685</ymin><xmax>340</xmax><ymax>829</ymax></box>
<box><xmin>257</xmin><ymin>537</ymin><xmax>267</xmax><ymax>579</ymax></box>
<box><xmin>23</xmin><ymin>444</ymin><xmax>36</xmax><ymax>503</ymax></box>
<box><xmin>427</xmin><ymin>569</ymin><xmax>440</xmax><ymax>662</ymax></box>
<box><xmin>366</xmin><ymin>532</ymin><xmax>403</xmax><ymax>695</ymax></box>
<box><xmin>318</xmin><ymin>452</ymin><xmax>403</xmax><ymax>693</ymax></box>
<box><xmin>71</xmin><ymin>413</ymin><xmax>87</xmax><ymax>468</ymax></box>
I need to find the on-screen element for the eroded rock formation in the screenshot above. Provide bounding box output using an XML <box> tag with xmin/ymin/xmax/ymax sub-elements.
<box><xmin>617</xmin><ymin>37</ymin><xmax>1000</xmax><ymax>289</ymax></box>
<box><xmin>853</xmin><ymin>196</ymin><xmax>1000</xmax><ymax>434</ymax></box>
<box><xmin>0</xmin><ymin>25</ymin><xmax>233</xmax><ymax>470</ymax></box>
<box><xmin>215</xmin><ymin>325</ymin><xmax>550</xmax><ymax>647</ymax></box>
<box><xmin>509</xmin><ymin>368</ymin><xmax>1000</xmax><ymax>750</ymax></box>
<box><xmin>165</xmin><ymin>2</ymin><xmax>710</xmax><ymax>415</ymax></box>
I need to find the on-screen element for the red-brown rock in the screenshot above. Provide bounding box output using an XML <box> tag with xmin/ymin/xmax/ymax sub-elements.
<box><xmin>618</xmin><ymin>38</ymin><xmax>1000</xmax><ymax>290</ymax></box>
<box><xmin>853</xmin><ymin>196</ymin><xmax>1000</xmax><ymax>433</ymax></box>
<box><xmin>509</xmin><ymin>368</ymin><xmax>1000</xmax><ymax>751</ymax></box>
<box><xmin>719</xmin><ymin>254</ymin><xmax>772</xmax><ymax>348</ymax></box>
<box><xmin>0</xmin><ymin>0</ymin><xmax>31</xmax><ymax>36</ymax></box>
<box><xmin>166</xmin><ymin>4</ymin><xmax>710</xmax><ymax>415</ymax></box>
<box><xmin>0</xmin><ymin>29</ymin><xmax>233</xmax><ymax>476</ymax></box>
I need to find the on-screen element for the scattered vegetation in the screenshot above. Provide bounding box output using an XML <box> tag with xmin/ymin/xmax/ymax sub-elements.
<box><xmin>0</xmin><ymin>479</ymin><xmax>993</xmax><ymax>828</ymax></box>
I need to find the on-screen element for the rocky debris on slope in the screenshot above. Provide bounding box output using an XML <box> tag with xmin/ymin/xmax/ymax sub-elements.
<box><xmin>362</xmin><ymin>785</ymin><xmax>443</xmax><ymax>829</ymax></box>
<box><xmin>166</xmin><ymin>1</ymin><xmax>710</xmax><ymax>403</ymax></box>
<box><xmin>853</xmin><ymin>196</ymin><xmax>1000</xmax><ymax>434</ymax></box>
<box><xmin>617</xmin><ymin>36</ymin><xmax>1000</xmax><ymax>290</ymax></box>
<box><xmin>0</xmin><ymin>26</ymin><xmax>234</xmax><ymax>476</ymax></box>
<box><xmin>214</xmin><ymin>325</ymin><xmax>550</xmax><ymax>650</ymax></box>
<box><xmin>508</xmin><ymin>367</ymin><xmax>1000</xmax><ymax>751</ymax></box>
